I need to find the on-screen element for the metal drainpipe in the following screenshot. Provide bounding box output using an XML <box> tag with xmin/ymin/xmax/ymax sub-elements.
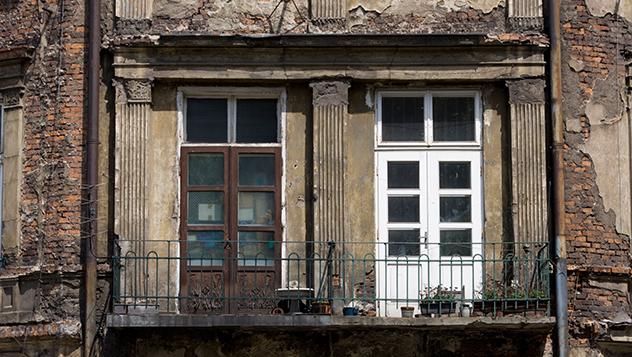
<box><xmin>84</xmin><ymin>0</ymin><xmax>100</xmax><ymax>353</ymax></box>
<box><xmin>547</xmin><ymin>1</ymin><xmax>569</xmax><ymax>356</ymax></box>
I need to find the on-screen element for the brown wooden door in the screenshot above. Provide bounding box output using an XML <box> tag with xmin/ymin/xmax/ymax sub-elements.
<box><xmin>180</xmin><ymin>146</ymin><xmax>281</xmax><ymax>314</ymax></box>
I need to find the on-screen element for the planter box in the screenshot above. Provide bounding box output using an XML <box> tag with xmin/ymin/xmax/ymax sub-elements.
<box><xmin>419</xmin><ymin>302</ymin><xmax>456</xmax><ymax>316</ymax></box>
<box><xmin>473</xmin><ymin>300</ymin><xmax>549</xmax><ymax>314</ymax></box>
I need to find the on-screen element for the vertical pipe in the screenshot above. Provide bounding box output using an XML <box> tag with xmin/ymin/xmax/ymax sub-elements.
<box><xmin>547</xmin><ymin>1</ymin><xmax>568</xmax><ymax>356</ymax></box>
<box><xmin>84</xmin><ymin>0</ymin><xmax>100</xmax><ymax>353</ymax></box>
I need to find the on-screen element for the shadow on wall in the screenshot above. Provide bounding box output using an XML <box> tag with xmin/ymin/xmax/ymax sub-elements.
<box><xmin>105</xmin><ymin>328</ymin><xmax>551</xmax><ymax>357</ymax></box>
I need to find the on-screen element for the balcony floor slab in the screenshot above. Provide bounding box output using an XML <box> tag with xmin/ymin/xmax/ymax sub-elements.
<box><xmin>107</xmin><ymin>314</ymin><xmax>555</xmax><ymax>332</ymax></box>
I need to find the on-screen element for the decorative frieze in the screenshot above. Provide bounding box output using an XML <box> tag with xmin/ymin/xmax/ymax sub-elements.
<box><xmin>311</xmin><ymin>81</ymin><xmax>349</xmax><ymax>255</ymax></box>
<box><xmin>507</xmin><ymin>79</ymin><xmax>548</xmax><ymax>245</ymax></box>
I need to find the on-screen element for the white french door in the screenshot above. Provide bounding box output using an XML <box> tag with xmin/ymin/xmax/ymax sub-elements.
<box><xmin>376</xmin><ymin>150</ymin><xmax>482</xmax><ymax>317</ymax></box>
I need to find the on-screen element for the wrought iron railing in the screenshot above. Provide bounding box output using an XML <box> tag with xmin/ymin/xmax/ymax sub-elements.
<box><xmin>112</xmin><ymin>239</ymin><xmax>551</xmax><ymax>318</ymax></box>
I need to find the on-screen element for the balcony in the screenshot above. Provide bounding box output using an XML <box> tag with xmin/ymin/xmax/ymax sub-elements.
<box><xmin>108</xmin><ymin>239</ymin><xmax>553</xmax><ymax>329</ymax></box>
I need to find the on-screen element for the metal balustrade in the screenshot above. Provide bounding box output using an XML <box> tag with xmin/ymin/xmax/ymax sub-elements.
<box><xmin>112</xmin><ymin>239</ymin><xmax>551</xmax><ymax>318</ymax></box>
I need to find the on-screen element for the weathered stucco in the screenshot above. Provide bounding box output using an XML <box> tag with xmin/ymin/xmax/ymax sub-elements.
<box><xmin>581</xmin><ymin>72</ymin><xmax>631</xmax><ymax>237</ymax></box>
<box><xmin>586</xmin><ymin>0</ymin><xmax>632</xmax><ymax>22</ymax></box>
<box><xmin>349</xmin><ymin>0</ymin><xmax>503</xmax><ymax>14</ymax></box>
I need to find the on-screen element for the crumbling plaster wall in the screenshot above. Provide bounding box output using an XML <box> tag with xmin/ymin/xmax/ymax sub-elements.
<box><xmin>561</xmin><ymin>0</ymin><xmax>632</xmax><ymax>353</ymax></box>
<box><xmin>108</xmin><ymin>0</ymin><xmax>515</xmax><ymax>37</ymax></box>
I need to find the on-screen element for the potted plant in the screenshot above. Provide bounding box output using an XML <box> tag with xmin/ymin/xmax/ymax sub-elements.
<box><xmin>474</xmin><ymin>278</ymin><xmax>548</xmax><ymax>314</ymax></box>
<box><xmin>419</xmin><ymin>285</ymin><xmax>459</xmax><ymax>316</ymax></box>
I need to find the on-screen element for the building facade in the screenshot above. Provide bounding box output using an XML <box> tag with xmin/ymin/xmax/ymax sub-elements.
<box><xmin>0</xmin><ymin>0</ymin><xmax>630</xmax><ymax>356</ymax></box>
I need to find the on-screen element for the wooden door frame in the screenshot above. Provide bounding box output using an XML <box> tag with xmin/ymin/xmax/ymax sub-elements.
<box><xmin>179</xmin><ymin>146</ymin><xmax>282</xmax><ymax>313</ymax></box>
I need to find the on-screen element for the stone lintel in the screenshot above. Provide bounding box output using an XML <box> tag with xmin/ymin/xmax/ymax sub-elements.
<box><xmin>506</xmin><ymin>78</ymin><xmax>545</xmax><ymax>105</ymax></box>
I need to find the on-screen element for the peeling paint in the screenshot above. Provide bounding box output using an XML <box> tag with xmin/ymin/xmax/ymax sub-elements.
<box><xmin>581</xmin><ymin>72</ymin><xmax>631</xmax><ymax>237</ymax></box>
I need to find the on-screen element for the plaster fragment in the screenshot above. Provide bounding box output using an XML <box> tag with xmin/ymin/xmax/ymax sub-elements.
<box><xmin>348</xmin><ymin>0</ymin><xmax>392</xmax><ymax>13</ymax></box>
<box><xmin>567</xmin><ymin>118</ymin><xmax>582</xmax><ymax>133</ymax></box>
<box><xmin>467</xmin><ymin>0</ymin><xmax>503</xmax><ymax>14</ymax></box>
<box><xmin>153</xmin><ymin>0</ymin><xmax>198</xmax><ymax>18</ymax></box>
<box><xmin>587</xmin><ymin>279</ymin><xmax>628</xmax><ymax>294</ymax></box>
<box><xmin>568</xmin><ymin>58</ymin><xmax>585</xmax><ymax>72</ymax></box>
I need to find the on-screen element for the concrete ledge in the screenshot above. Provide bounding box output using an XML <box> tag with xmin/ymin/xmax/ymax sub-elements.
<box><xmin>107</xmin><ymin>314</ymin><xmax>555</xmax><ymax>332</ymax></box>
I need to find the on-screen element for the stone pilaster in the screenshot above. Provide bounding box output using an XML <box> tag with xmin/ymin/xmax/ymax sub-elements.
<box><xmin>0</xmin><ymin>86</ymin><xmax>24</xmax><ymax>254</ymax></box>
<box><xmin>311</xmin><ymin>0</ymin><xmax>346</xmax><ymax>20</ymax></box>
<box><xmin>507</xmin><ymin>79</ymin><xmax>548</xmax><ymax>247</ymax></box>
<box><xmin>310</xmin><ymin>81</ymin><xmax>349</xmax><ymax>256</ymax></box>
<box><xmin>507</xmin><ymin>0</ymin><xmax>543</xmax><ymax>30</ymax></box>
<box><xmin>114</xmin><ymin>78</ymin><xmax>152</xmax><ymax>257</ymax></box>
<box><xmin>116</xmin><ymin>0</ymin><xmax>152</xmax><ymax>19</ymax></box>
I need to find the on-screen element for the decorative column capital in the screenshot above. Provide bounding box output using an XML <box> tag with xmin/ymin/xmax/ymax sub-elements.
<box><xmin>506</xmin><ymin>79</ymin><xmax>545</xmax><ymax>105</ymax></box>
<box><xmin>114</xmin><ymin>78</ymin><xmax>153</xmax><ymax>104</ymax></box>
<box><xmin>310</xmin><ymin>80</ymin><xmax>350</xmax><ymax>107</ymax></box>
<box><xmin>0</xmin><ymin>87</ymin><xmax>24</xmax><ymax>108</ymax></box>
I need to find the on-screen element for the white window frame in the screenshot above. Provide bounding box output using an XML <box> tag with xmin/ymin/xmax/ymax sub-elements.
<box><xmin>375</xmin><ymin>90</ymin><xmax>482</xmax><ymax>148</ymax></box>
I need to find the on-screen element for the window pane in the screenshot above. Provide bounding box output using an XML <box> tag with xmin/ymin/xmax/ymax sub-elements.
<box><xmin>440</xmin><ymin>196</ymin><xmax>471</xmax><ymax>222</ymax></box>
<box><xmin>239</xmin><ymin>154</ymin><xmax>275</xmax><ymax>186</ymax></box>
<box><xmin>382</xmin><ymin>97</ymin><xmax>424</xmax><ymax>141</ymax></box>
<box><xmin>188</xmin><ymin>153</ymin><xmax>223</xmax><ymax>186</ymax></box>
<box><xmin>186</xmin><ymin>99</ymin><xmax>227</xmax><ymax>143</ymax></box>
<box><xmin>188</xmin><ymin>192</ymin><xmax>224</xmax><ymax>225</ymax></box>
<box><xmin>440</xmin><ymin>229</ymin><xmax>472</xmax><ymax>256</ymax></box>
<box><xmin>388</xmin><ymin>196</ymin><xmax>419</xmax><ymax>223</ymax></box>
<box><xmin>236</xmin><ymin>99</ymin><xmax>278</xmax><ymax>143</ymax></box>
<box><xmin>187</xmin><ymin>231</ymin><xmax>223</xmax><ymax>266</ymax></box>
<box><xmin>388</xmin><ymin>229</ymin><xmax>420</xmax><ymax>256</ymax></box>
<box><xmin>439</xmin><ymin>162</ymin><xmax>470</xmax><ymax>189</ymax></box>
<box><xmin>238</xmin><ymin>231</ymin><xmax>275</xmax><ymax>266</ymax></box>
<box><xmin>387</xmin><ymin>162</ymin><xmax>419</xmax><ymax>189</ymax></box>
<box><xmin>238</xmin><ymin>192</ymin><xmax>275</xmax><ymax>226</ymax></box>
<box><xmin>433</xmin><ymin>97</ymin><xmax>475</xmax><ymax>142</ymax></box>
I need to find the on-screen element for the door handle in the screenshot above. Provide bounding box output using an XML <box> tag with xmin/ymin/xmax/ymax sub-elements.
<box><xmin>420</xmin><ymin>231</ymin><xmax>428</xmax><ymax>249</ymax></box>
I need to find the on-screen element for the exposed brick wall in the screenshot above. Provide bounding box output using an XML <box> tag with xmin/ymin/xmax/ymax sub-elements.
<box><xmin>0</xmin><ymin>0</ymin><xmax>86</xmax><ymax>349</ymax></box>
<box><xmin>561</xmin><ymin>0</ymin><xmax>632</xmax><ymax>351</ymax></box>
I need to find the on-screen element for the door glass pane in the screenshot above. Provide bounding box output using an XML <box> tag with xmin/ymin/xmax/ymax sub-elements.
<box><xmin>440</xmin><ymin>229</ymin><xmax>472</xmax><ymax>256</ymax></box>
<box><xmin>238</xmin><ymin>192</ymin><xmax>275</xmax><ymax>226</ymax></box>
<box><xmin>239</xmin><ymin>154</ymin><xmax>275</xmax><ymax>186</ymax></box>
<box><xmin>238</xmin><ymin>232</ymin><xmax>275</xmax><ymax>266</ymax></box>
<box><xmin>440</xmin><ymin>196</ymin><xmax>471</xmax><ymax>222</ymax></box>
<box><xmin>236</xmin><ymin>99</ymin><xmax>278</xmax><ymax>143</ymax></box>
<box><xmin>186</xmin><ymin>98</ymin><xmax>228</xmax><ymax>143</ymax></box>
<box><xmin>381</xmin><ymin>97</ymin><xmax>424</xmax><ymax>141</ymax></box>
<box><xmin>439</xmin><ymin>162</ymin><xmax>470</xmax><ymax>189</ymax></box>
<box><xmin>388</xmin><ymin>229</ymin><xmax>420</xmax><ymax>256</ymax></box>
<box><xmin>433</xmin><ymin>97</ymin><xmax>475</xmax><ymax>142</ymax></box>
<box><xmin>388</xmin><ymin>196</ymin><xmax>419</xmax><ymax>223</ymax></box>
<box><xmin>188</xmin><ymin>154</ymin><xmax>224</xmax><ymax>186</ymax></box>
<box><xmin>187</xmin><ymin>231</ymin><xmax>224</xmax><ymax>266</ymax></box>
<box><xmin>387</xmin><ymin>162</ymin><xmax>419</xmax><ymax>189</ymax></box>
<box><xmin>188</xmin><ymin>192</ymin><xmax>224</xmax><ymax>225</ymax></box>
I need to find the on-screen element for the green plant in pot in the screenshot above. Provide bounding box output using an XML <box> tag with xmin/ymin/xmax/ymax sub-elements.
<box><xmin>419</xmin><ymin>285</ymin><xmax>458</xmax><ymax>316</ymax></box>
